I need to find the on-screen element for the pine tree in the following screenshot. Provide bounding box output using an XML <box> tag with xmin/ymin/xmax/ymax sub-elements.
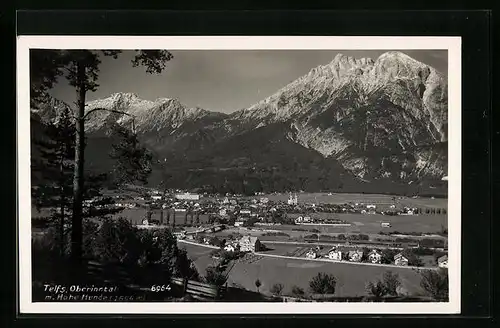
<box><xmin>108</xmin><ymin>123</ymin><xmax>153</xmax><ymax>186</ymax></box>
<box><xmin>30</xmin><ymin>50</ymin><xmax>173</xmax><ymax>263</ymax></box>
<box><xmin>32</xmin><ymin>107</ymin><xmax>75</xmax><ymax>256</ymax></box>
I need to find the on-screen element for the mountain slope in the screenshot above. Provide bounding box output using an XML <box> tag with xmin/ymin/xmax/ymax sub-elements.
<box><xmin>31</xmin><ymin>51</ymin><xmax>448</xmax><ymax>195</ymax></box>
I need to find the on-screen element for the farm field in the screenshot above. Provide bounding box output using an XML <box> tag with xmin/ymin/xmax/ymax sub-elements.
<box><xmin>283</xmin><ymin>213</ymin><xmax>447</xmax><ymax>234</ymax></box>
<box><xmin>248</xmin><ymin>193</ymin><xmax>448</xmax><ymax>209</ymax></box>
<box><xmin>178</xmin><ymin>242</ymin><xmax>426</xmax><ymax>298</ymax></box>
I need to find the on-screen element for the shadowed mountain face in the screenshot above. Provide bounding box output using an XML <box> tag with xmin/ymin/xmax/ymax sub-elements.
<box><xmin>31</xmin><ymin>51</ymin><xmax>448</xmax><ymax>195</ymax></box>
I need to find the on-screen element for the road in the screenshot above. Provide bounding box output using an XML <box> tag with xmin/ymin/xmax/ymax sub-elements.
<box><xmin>177</xmin><ymin>239</ymin><xmax>438</xmax><ymax>271</ymax></box>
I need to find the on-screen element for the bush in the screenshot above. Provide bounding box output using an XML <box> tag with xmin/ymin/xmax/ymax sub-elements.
<box><xmin>204</xmin><ymin>266</ymin><xmax>227</xmax><ymax>287</ymax></box>
<box><xmin>291</xmin><ymin>285</ymin><xmax>305</xmax><ymax>298</ymax></box>
<box><xmin>382</xmin><ymin>271</ymin><xmax>401</xmax><ymax>296</ymax></box>
<box><xmin>366</xmin><ymin>280</ymin><xmax>387</xmax><ymax>299</ymax></box>
<box><xmin>359</xmin><ymin>234</ymin><xmax>370</xmax><ymax>241</ymax></box>
<box><xmin>309</xmin><ymin>272</ymin><xmax>336</xmax><ymax>295</ymax></box>
<box><xmin>420</xmin><ymin>268</ymin><xmax>449</xmax><ymax>301</ymax></box>
<box><xmin>270</xmin><ymin>283</ymin><xmax>284</xmax><ymax>296</ymax></box>
<box><xmin>412</xmin><ymin>247</ymin><xmax>436</xmax><ymax>256</ymax></box>
<box><xmin>381</xmin><ymin>248</ymin><xmax>398</xmax><ymax>264</ymax></box>
<box><xmin>404</xmin><ymin>249</ymin><xmax>424</xmax><ymax>267</ymax></box>
<box><xmin>93</xmin><ymin>218</ymin><xmax>143</xmax><ymax>265</ymax></box>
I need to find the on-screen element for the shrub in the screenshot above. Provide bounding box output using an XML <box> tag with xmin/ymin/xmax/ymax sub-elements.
<box><xmin>93</xmin><ymin>218</ymin><xmax>142</xmax><ymax>265</ymax></box>
<box><xmin>366</xmin><ymin>280</ymin><xmax>387</xmax><ymax>299</ymax></box>
<box><xmin>291</xmin><ymin>285</ymin><xmax>305</xmax><ymax>298</ymax></box>
<box><xmin>359</xmin><ymin>234</ymin><xmax>370</xmax><ymax>241</ymax></box>
<box><xmin>381</xmin><ymin>248</ymin><xmax>398</xmax><ymax>264</ymax></box>
<box><xmin>309</xmin><ymin>272</ymin><xmax>336</xmax><ymax>295</ymax></box>
<box><xmin>270</xmin><ymin>283</ymin><xmax>284</xmax><ymax>296</ymax></box>
<box><xmin>402</xmin><ymin>248</ymin><xmax>423</xmax><ymax>267</ymax></box>
<box><xmin>255</xmin><ymin>279</ymin><xmax>262</xmax><ymax>292</ymax></box>
<box><xmin>382</xmin><ymin>271</ymin><xmax>401</xmax><ymax>296</ymax></box>
<box><xmin>420</xmin><ymin>268</ymin><xmax>449</xmax><ymax>301</ymax></box>
<box><xmin>205</xmin><ymin>266</ymin><xmax>227</xmax><ymax>287</ymax></box>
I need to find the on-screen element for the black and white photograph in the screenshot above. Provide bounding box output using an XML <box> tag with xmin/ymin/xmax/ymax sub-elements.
<box><xmin>18</xmin><ymin>36</ymin><xmax>461</xmax><ymax>314</ymax></box>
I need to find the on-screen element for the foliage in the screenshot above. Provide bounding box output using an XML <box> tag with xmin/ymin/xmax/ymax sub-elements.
<box><xmin>242</xmin><ymin>217</ymin><xmax>259</xmax><ymax>227</ymax></box>
<box><xmin>204</xmin><ymin>266</ymin><xmax>227</xmax><ymax>287</ymax></box>
<box><xmin>381</xmin><ymin>248</ymin><xmax>398</xmax><ymax>264</ymax></box>
<box><xmin>382</xmin><ymin>271</ymin><xmax>401</xmax><ymax>296</ymax></box>
<box><xmin>402</xmin><ymin>248</ymin><xmax>424</xmax><ymax>267</ymax></box>
<box><xmin>270</xmin><ymin>283</ymin><xmax>284</xmax><ymax>296</ymax></box>
<box><xmin>309</xmin><ymin>272</ymin><xmax>336</xmax><ymax>295</ymax></box>
<box><xmin>291</xmin><ymin>285</ymin><xmax>305</xmax><ymax>298</ymax></box>
<box><xmin>420</xmin><ymin>268</ymin><xmax>449</xmax><ymax>301</ymax></box>
<box><xmin>30</xmin><ymin>49</ymin><xmax>173</xmax><ymax>262</ymax></box>
<box><xmin>255</xmin><ymin>279</ymin><xmax>262</xmax><ymax>292</ymax></box>
<box><xmin>109</xmin><ymin>124</ymin><xmax>153</xmax><ymax>186</ymax></box>
<box><xmin>93</xmin><ymin>218</ymin><xmax>143</xmax><ymax>265</ymax></box>
<box><xmin>208</xmin><ymin>236</ymin><xmax>224</xmax><ymax>247</ymax></box>
<box><xmin>366</xmin><ymin>280</ymin><xmax>388</xmax><ymax>299</ymax></box>
<box><xmin>360</xmin><ymin>247</ymin><xmax>371</xmax><ymax>262</ymax></box>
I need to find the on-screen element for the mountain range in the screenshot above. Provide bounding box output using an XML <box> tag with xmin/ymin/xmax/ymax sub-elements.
<box><xmin>31</xmin><ymin>51</ymin><xmax>449</xmax><ymax>196</ymax></box>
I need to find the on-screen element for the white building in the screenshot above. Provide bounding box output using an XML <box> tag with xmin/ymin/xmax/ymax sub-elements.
<box><xmin>368</xmin><ymin>250</ymin><xmax>382</xmax><ymax>264</ymax></box>
<box><xmin>151</xmin><ymin>195</ymin><xmax>162</xmax><ymax>201</ymax></box>
<box><xmin>328</xmin><ymin>248</ymin><xmax>343</xmax><ymax>261</ymax></box>
<box><xmin>224</xmin><ymin>244</ymin><xmax>237</xmax><ymax>252</ymax></box>
<box><xmin>175</xmin><ymin>193</ymin><xmax>200</xmax><ymax>201</ymax></box>
<box><xmin>348</xmin><ymin>250</ymin><xmax>363</xmax><ymax>262</ymax></box>
<box><xmin>394</xmin><ymin>253</ymin><xmax>409</xmax><ymax>266</ymax></box>
<box><xmin>438</xmin><ymin>255</ymin><xmax>448</xmax><ymax>268</ymax></box>
<box><xmin>305</xmin><ymin>249</ymin><xmax>318</xmax><ymax>259</ymax></box>
<box><xmin>287</xmin><ymin>194</ymin><xmax>298</xmax><ymax>205</ymax></box>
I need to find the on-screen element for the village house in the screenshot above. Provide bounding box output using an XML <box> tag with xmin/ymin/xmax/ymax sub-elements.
<box><xmin>327</xmin><ymin>248</ymin><xmax>343</xmax><ymax>261</ymax></box>
<box><xmin>438</xmin><ymin>255</ymin><xmax>448</xmax><ymax>268</ymax></box>
<box><xmin>305</xmin><ymin>249</ymin><xmax>318</xmax><ymax>259</ymax></box>
<box><xmin>394</xmin><ymin>253</ymin><xmax>409</xmax><ymax>266</ymax></box>
<box><xmin>368</xmin><ymin>249</ymin><xmax>382</xmax><ymax>264</ymax></box>
<box><xmin>238</xmin><ymin>236</ymin><xmax>262</xmax><ymax>252</ymax></box>
<box><xmin>348</xmin><ymin>250</ymin><xmax>364</xmax><ymax>262</ymax></box>
<box><xmin>224</xmin><ymin>243</ymin><xmax>239</xmax><ymax>252</ymax></box>
<box><xmin>151</xmin><ymin>195</ymin><xmax>162</xmax><ymax>201</ymax></box>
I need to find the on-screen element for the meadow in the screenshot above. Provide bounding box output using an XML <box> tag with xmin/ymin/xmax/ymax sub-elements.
<box><xmin>249</xmin><ymin>192</ymin><xmax>448</xmax><ymax>208</ymax></box>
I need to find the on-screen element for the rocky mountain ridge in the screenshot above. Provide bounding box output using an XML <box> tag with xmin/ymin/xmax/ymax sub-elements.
<box><xmin>31</xmin><ymin>51</ymin><xmax>448</xmax><ymax>195</ymax></box>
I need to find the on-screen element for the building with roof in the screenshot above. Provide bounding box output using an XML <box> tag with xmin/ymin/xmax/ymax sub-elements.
<box><xmin>238</xmin><ymin>236</ymin><xmax>262</xmax><ymax>252</ymax></box>
<box><xmin>348</xmin><ymin>250</ymin><xmax>363</xmax><ymax>262</ymax></box>
<box><xmin>367</xmin><ymin>249</ymin><xmax>382</xmax><ymax>264</ymax></box>
<box><xmin>327</xmin><ymin>248</ymin><xmax>343</xmax><ymax>261</ymax></box>
<box><xmin>438</xmin><ymin>255</ymin><xmax>448</xmax><ymax>268</ymax></box>
<box><xmin>394</xmin><ymin>253</ymin><xmax>409</xmax><ymax>266</ymax></box>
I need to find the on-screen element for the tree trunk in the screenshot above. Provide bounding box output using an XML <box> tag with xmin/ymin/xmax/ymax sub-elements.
<box><xmin>58</xmin><ymin>154</ymin><xmax>66</xmax><ymax>257</ymax></box>
<box><xmin>160</xmin><ymin>209</ymin><xmax>164</xmax><ymax>225</ymax></box>
<box><xmin>59</xmin><ymin>163</ymin><xmax>65</xmax><ymax>257</ymax></box>
<box><xmin>71</xmin><ymin>60</ymin><xmax>86</xmax><ymax>263</ymax></box>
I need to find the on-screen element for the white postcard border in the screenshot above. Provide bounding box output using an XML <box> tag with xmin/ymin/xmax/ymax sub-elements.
<box><xmin>17</xmin><ymin>36</ymin><xmax>461</xmax><ymax>314</ymax></box>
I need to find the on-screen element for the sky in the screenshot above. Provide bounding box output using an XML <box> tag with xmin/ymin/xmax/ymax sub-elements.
<box><xmin>48</xmin><ymin>50</ymin><xmax>448</xmax><ymax>114</ymax></box>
